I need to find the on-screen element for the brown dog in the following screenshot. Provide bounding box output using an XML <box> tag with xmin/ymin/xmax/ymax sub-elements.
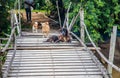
<box><xmin>41</xmin><ymin>22</ymin><xmax>50</xmax><ymax>37</ymax></box>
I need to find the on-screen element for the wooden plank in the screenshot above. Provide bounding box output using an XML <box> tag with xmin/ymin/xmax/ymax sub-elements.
<box><xmin>7</xmin><ymin>75</ymin><xmax>103</xmax><ymax>78</ymax></box>
<box><xmin>8</xmin><ymin>72</ymin><xmax>103</xmax><ymax>76</ymax></box>
<box><xmin>9</xmin><ymin>69</ymin><xmax>101</xmax><ymax>73</ymax></box>
<box><xmin>7</xmin><ymin>47</ymin><xmax>100</xmax><ymax>50</ymax></box>
<box><xmin>7</xmin><ymin>51</ymin><xmax>89</xmax><ymax>54</ymax></box>
<box><xmin>2</xmin><ymin>32</ymin><xmax>109</xmax><ymax>78</ymax></box>
<box><xmin>80</xmin><ymin>8</ymin><xmax>85</xmax><ymax>42</ymax></box>
<box><xmin>3</xmin><ymin>66</ymin><xmax>101</xmax><ymax>70</ymax></box>
<box><xmin>0</xmin><ymin>38</ymin><xmax>9</xmax><ymax>40</ymax></box>
<box><xmin>16</xmin><ymin>43</ymin><xmax>80</xmax><ymax>46</ymax></box>
<box><xmin>16</xmin><ymin>41</ymin><xmax>79</xmax><ymax>44</ymax></box>
<box><xmin>7</xmin><ymin>48</ymin><xmax>86</xmax><ymax>52</ymax></box>
<box><xmin>0</xmin><ymin>44</ymin><xmax>5</xmax><ymax>46</ymax></box>
<box><xmin>6</xmin><ymin>55</ymin><xmax>91</xmax><ymax>58</ymax></box>
<box><xmin>108</xmin><ymin>26</ymin><xmax>117</xmax><ymax>74</ymax></box>
<box><xmin>8</xmin><ymin>76</ymin><xmax>54</xmax><ymax>78</ymax></box>
<box><xmin>3</xmin><ymin>62</ymin><xmax>97</xmax><ymax>66</ymax></box>
<box><xmin>21</xmin><ymin>32</ymin><xmax>59</xmax><ymax>36</ymax></box>
<box><xmin>3</xmin><ymin>64</ymin><xmax>103</xmax><ymax>70</ymax></box>
<box><xmin>6</xmin><ymin>59</ymin><xmax>93</xmax><ymax>63</ymax></box>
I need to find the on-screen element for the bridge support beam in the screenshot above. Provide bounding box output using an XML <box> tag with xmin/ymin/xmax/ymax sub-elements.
<box><xmin>0</xmin><ymin>41</ymin><xmax>3</xmax><ymax>78</ymax></box>
<box><xmin>18</xmin><ymin>0</ymin><xmax>21</xmax><ymax>36</ymax></box>
<box><xmin>80</xmin><ymin>8</ymin><xmax>84</xmax><ymax>42</ymax></box>
<box><xmin>108</xmin><ymin>26</ymin><xmax>117</xmax><ymax>75</ymax></box>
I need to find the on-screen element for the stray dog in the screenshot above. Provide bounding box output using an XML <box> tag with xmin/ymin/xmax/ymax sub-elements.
<box><xmin>46</xmin><ymin>28</ymin><xmax>71</xmax><ymax>43</ymax></box>
<box><xmin>32</xmin><ymin>22</ymin><xmax>38</xmax><ymax>33</ymax></box>
<box><xmin>41</xmin><ymin>22</ymin><xmax>50</xmax><ymax>37</ymax></box>
<box><xmin>46</xmin><ymin>34</ymin><xmax>71</xmax><ymax>43</ymax></box>
<box><xmin>59</xmin><ymin>28</ymin><xmax>71</xmax><ymax>42</ymax></box>
<box><xmin>46</xmin><ymin>35</ymin><xmax>59</xmax><ymax>43</ymax></box>
<box><xmin>45</xmin><ymin>28</ymin><xmax>71</xmax><ymax>43</ymax></box>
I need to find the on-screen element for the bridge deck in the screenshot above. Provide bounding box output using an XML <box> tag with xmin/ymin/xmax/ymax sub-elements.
<box><xmin>2</xmin><ymin>32</ymin><xmax>109</xmax><ymax>78</ymax></box>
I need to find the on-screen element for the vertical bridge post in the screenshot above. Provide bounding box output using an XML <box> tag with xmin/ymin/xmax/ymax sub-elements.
<box><xmin>80</xmin><ymin>8</ymin><xmax>84</xmax><ymax>42</ymax></box>
<box><xmin>18</xmin><ymin>0</ymin><xmax>21</xmax><ymax>36</ymax></box>
<box><xmin>0</xmin><ymin>40</ymin><xmax>2</xmax><ymax>78</ymax></box>
<box><xmin>108</xmin><ymin>26</ymin><xmax>117</xmax><ymax>75</ymax></box>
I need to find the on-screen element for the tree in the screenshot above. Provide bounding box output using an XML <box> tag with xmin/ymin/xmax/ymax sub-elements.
<box><xmin>47</xmin><ymin>0</ymin><xmax>65</xmax><ymax>26</ymax></box>
<box><xmin>63</xmin><ymin>0</ymin><xmax>120</xmax><ymax>42</ymax></box>
<box><xmin>0</xmin><ymin>0</ymin><xmax>10</xmax><ymax>36</ymax></box>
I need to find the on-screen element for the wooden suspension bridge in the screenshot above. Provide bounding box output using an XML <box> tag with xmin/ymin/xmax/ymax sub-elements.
<box><xmin>0</xmin><ymin>27</ymin><xmax>118</xmax><ymax>78</ymax></box>
<box><xmin>1</xmin><ymin>31</ymin><xmax>109</xmax><ymax>78</ymax></box>
<box><xmin>0</xmin><ymin>0</ymin><xmax>120</xmax><ymax>78</ymax></box>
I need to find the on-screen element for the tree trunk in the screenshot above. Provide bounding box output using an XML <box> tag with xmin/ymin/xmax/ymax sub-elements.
<box><xmin>58</xmin><ymin>0</ymin><xmax>65</xmax><ymax>26</ymax></box>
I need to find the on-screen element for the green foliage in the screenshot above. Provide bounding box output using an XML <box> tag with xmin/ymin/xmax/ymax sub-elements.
<box><xmin>0</xmin><ymin>0</ymin><xmax>11</xmax><ymax>36</ymax></box>
<box><xmin>0</xmin><ymin>53</ymin><xmax>6</xmax><ymax>64</ymax></box>
<box><xmin>63</xmin><ymin>0</ymin><xmax>120</xmax><ymax>42</ymax></box>
<box><xmin>0</xmin><ymin>0</ymin><xmax>120</xmax><ymax>42</ymax></box>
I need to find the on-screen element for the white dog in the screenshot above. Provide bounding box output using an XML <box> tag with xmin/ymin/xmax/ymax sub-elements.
<box><xmin>32</xmin><ymin>22</ymin><xmax>38</xmax><ymax>33</ymax></box>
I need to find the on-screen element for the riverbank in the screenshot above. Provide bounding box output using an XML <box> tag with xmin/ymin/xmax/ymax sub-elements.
<box><xmin>99</xmin><ymin>37</ymin><xmax>120</xmax><ymax>78</ymax></box>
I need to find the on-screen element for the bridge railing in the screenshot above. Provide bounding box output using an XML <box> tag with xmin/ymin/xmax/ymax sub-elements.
<box><xmin>70</xmin><ymin>32</ymin><xmax>110</xmax><ymax>78</ymax></box>
<box><xmin>1</xmin><ymin>0</ymin><xmax>21</xmax><ymax>52</ymax></box>
<box><xmin>66</xmin><ymin>8</ymin><xmax>109</xmax><ymax>77</ymax></box>
<box><xmin>83</xmin><ymin>24</ymin><xmax>117</xmax><ymax>77</ymax></box>
<box><xmin>67</xmin><ymin>8</ymin><xmax>120</xmax><ymax>77</ymax></box>
<box><xmin>83</xmin><ymin>23</ymin><xmax>120</xmax><ymax>72</ymax></box>
<box><xmin>0</xmin><ymin>0</ymin><xmax>21</xmax><ymax>77</ymax></box>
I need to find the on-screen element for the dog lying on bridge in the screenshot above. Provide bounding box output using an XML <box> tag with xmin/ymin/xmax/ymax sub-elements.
<box><xmin>46</xmin><ymin>35</ymin><xmax>71</xmax><ymax>43</ymax></box>
<box><xmin>45</xmin><ymin>28</ymin><xmax>71</xmax><ymax>43</ymax></box>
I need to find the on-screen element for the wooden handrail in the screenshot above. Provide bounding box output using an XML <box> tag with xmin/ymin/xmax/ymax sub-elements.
<box><xmin>2</xmin><ymin>0</ymin><xmax>21</xmax><ymax>77</ymax></box>
<box><xmin>83</xmin><ymin>23</ymin><xmax>120</xmax><ymax>73</ymax></box>
<box><xmin>0</xmin><ymin>38</ymin><xmax>9</xmax><ymax>40</ymax></box>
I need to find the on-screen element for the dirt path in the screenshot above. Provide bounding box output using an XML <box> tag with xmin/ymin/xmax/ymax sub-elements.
<box><xmin>22</xmin><ymin>12</ymin><xmax>50</xmax><ymax>23</ymax></box>
<box><xmin>21</xmin><ymin>11</ymin><xmax>59</xmax><ymax>32</ymax></box>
